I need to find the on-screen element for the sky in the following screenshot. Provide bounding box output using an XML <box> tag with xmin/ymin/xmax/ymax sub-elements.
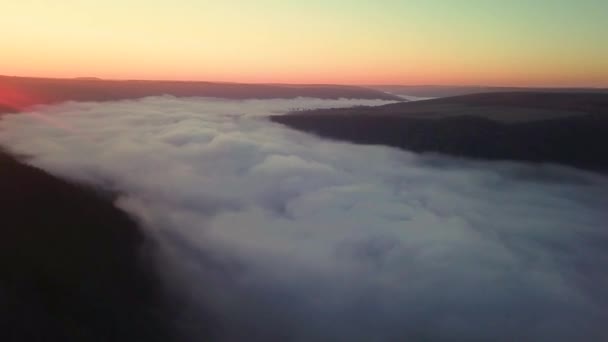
<box><xmin>2</xmin><ymin>0</ymin><xmax>607</xmax><ymax>86</ymax></box>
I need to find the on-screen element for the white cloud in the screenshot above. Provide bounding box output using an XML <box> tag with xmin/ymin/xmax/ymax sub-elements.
<box><xmin>1</xmin><ymin>96</ymin><xmax>607</xmax><ymax>341</ymax></box>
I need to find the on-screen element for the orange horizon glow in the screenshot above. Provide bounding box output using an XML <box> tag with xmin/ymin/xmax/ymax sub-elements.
<box><xmin>2</xmin><ymin>1</ymin><xmax>607</xmax><ymax>88</ymax></box>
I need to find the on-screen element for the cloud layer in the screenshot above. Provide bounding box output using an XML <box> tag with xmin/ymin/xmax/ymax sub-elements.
<box><xmin>1</xmin><ymin>96</ymin><xmax>607</xmax><ymax>341</ymax></box>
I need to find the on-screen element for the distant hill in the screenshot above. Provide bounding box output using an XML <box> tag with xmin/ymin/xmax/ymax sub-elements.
<box><xmin>272</xmin><ymin>92</ymin><xmax>608</xmax><ymax>172</ymax></box>
<box><xmin>0</xmin><ymin>75</ymin><xmax>399</xmax><ymax>109</ymax></box>
<box><xmin>0</xmin><ymin>104</ymin><xmax>17</xmax><ymax>114</ymax></box>
<box><xmin>371</xmin><ymin>85</ymin><xmax>608</xmax><ymax>98</ymax></box>
<box><xmin>73</xmin><ymin>77</ymin><xmax>103</xmax><ymax>81</ymax></box>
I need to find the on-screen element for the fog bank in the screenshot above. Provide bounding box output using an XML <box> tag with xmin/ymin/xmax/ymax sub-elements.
<box><xmin>1</xmin><ymin>96</ymin><xmax>607</xmax><ymax>341</ymax></box>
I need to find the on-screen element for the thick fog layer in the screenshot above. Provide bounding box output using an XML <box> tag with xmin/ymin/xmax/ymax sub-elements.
<box><xmin>1</xmin><ymin>96</ymin><xmax>607</xmax><ymax>341</ymax></box>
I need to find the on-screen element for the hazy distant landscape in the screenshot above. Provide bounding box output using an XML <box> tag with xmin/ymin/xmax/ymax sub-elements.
<box><xmin>0</xmin><ymin>75</ymin><xmax>398</xmax><ymax>110</ymax></box>
<box><xmin>371</xmin><ymin>84</ymin><xmax>608</xmax><ymax>98</ymax></box>
<box><xmin>2</xmin><ymin>83</ymin><xmax>608</xmax><ymax>341</ymax></box>
<box><xmin>2</xmin><ymin>1</ymin><xmax>608</xmax><ymax>341</ymax></box>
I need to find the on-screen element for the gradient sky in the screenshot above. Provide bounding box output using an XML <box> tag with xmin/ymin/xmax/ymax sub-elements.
<box><xmin>2</xmin><ymin>0</ymin><xmax>607</xmax><ymax>86</ymax></box>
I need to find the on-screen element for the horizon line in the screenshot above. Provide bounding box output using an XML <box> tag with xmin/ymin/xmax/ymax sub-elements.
<box><xmin>1</xmin><ymin>74</ymin><xmax>606</xmax><ymax>90</ymax></box>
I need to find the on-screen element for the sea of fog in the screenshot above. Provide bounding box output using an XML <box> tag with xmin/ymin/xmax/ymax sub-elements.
<box><xmin>1</xmin><ymin>96</ymin><xmax>607</xmax><ymax>341</ymax></box>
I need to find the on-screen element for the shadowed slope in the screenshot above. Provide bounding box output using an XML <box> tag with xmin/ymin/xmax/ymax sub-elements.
<box><xmin>0</xmin><ymin>151</ymin><xmax>181</xmax><ymax>341</ymax></box>
<box><xmin>273</xmin><ymin>92</ymin><xmax>608</xmax><ymax>172</ymax></box>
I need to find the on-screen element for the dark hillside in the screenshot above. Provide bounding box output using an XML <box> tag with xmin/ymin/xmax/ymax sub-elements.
<box><xmin>273</xmin><ymin>92</ymin><xmax>608</xmax><ymax>172</ymax></box>
<box><xmin>0</xmin><ymin>151</ymin><xmax>178</xmax><ymax>341</ymax></box>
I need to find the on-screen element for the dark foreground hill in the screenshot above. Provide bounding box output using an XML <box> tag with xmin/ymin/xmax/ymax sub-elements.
<box><xmin>0</xmin><ymin>151</ymin><xmax>182</xmax><ymax>341</ymax></box>
<box><xmin>0</xmin><ymin>75</ymin><xmax>399</xmax><ymax>110</ymax></box>
<box><xmin>272</xmin><ymin>92</ymin><xmax>608</xmax><ymax>172</ymax></box>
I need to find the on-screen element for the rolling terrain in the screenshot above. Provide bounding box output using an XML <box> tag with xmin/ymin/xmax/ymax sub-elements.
<box><xmin>372</xmin><ymin>85</ymin><xmax>608</xmax><ymax>98</ymax></box>
<box><xmin>273</xmin><ymin>92</ymin><xmax>608</xmax><ymax>172</ymax></box>
<box><xmin>0</xmin><ymin>75</ymin><xmax>399</xmax><ymax>110</ymax></box>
